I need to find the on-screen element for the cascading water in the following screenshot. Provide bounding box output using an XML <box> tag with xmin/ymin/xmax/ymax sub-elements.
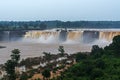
<box><xmin>23</xmin><ymin>29</ymin><xmax>120</xmax><ymax>44</ymax></box>
<box><xmin>24</xmin><ymin>30</ymin><xmax>60</xmax><ymax>43</ymax></box>
<box><xmin>65</xmin><ymin>31</ymin><xmax>83</xmax><ymax>43</ymax></box>
<box><xmin>99</xmin><ymin>31</ymin><xmax>120</xmax><ymax>41</ymax></box>
<box><xmin>2</xmin><ymin>29</ymin><xmax>120</xmax><ymax>64</ymax></box>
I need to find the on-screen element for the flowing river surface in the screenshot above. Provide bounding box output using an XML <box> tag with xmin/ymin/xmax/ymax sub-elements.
<box><xmin>0</xmin><ymin>40</ymin><xmax>109</xmax><ymax>64</ymax></box>
<box><xmin>1</xmin><ymin>28</ymin><xmax>118</xmax><ymax>64</ymax></box>
<box><xmin>0</xmin><ymin>42</ymin><xmax>91</xmax><ymax>64</ymax></box>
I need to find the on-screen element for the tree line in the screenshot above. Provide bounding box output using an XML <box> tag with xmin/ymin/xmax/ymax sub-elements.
<box><xmin>1</xmin><ymin>21</ymin><xmax>120</xmax><ymax>30</ymax></box>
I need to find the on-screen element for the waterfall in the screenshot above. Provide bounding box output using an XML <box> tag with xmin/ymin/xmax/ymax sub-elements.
<box><xmin>24</xmin><ymin>30</ymin><xmax>60</xmax><ymax>43</ymax></box>
<box><xmin>66</xmin><ymin>31</ymin><xmax>83</xmax><ymax>43</ymax></box>
<box><xmin>24</xmin><ymin>29</ymin><xmax>120</xmax><ymax>43</ymax></box>
<box><xmin>99</xmin><ymin>31</ymin><xmax>120</xmax><ymax>41</ymax></box>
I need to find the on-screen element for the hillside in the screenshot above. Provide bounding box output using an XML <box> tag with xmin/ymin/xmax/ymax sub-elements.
<box><xmin>52</xmin><ymin>35</ymin><xmax>120</xmax><ymax>80</ymax></box>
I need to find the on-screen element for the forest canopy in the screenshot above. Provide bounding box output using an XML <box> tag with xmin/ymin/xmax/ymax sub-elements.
<box><xmin>0</xmin><ymin>21</ymin><xmax>120</xmax><ymax>30</ymax></box>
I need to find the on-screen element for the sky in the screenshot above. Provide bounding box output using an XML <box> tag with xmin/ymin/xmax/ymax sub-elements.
<box><xmin>0</xmin><ymin>0</ymin><xmax>120</xmax><ymax>21</ymax></box>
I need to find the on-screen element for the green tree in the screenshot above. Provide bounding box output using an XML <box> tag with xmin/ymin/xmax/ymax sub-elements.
<box><xmin>20</xmin><ymin>72</ymin><xmax>29</xmax><ymax>80</ymax></box>
<box><xmin>4</xmin><ymin>60</ymin><xmax>16</xmax><ymax>80</ymax></box>
<box><xmin>75</xmin><ymin>52</ymin><xmax>87</xmax><ymax>62</ymax></box>
<box><xmin>58</xmin><ymin>46</ymin><xmax>65</xmax><ymax>56</ymax></box>
<box><xmin>11</xmin><ymin>49</ymin><xmax>20</xmax><ymax>64</ymax></box>
<box><xmin>42</xmin><ymin>69</ymin><xmax>51</xmax><ymax>80</ymax></box>
<box><xmin>95</xmin><ymin>59</ymin><xmax>105</xmax><ymax>69</ymax></box>
<box><xmin>4</xmin><ymin>49</ymin><xmax>20</xmax><ymax>80</ymax></box>
<box><xmin>109</xmin><ymin>35</ymin><xmax>120</xmax><ymax>56</ymax></box>
<box><xmin>43</xmin><ymin>52</ymin><xmax>52</xmax><ymax>61</ymax></box>
<box><xmin>91</xmin><ymin>45</ymin><xmax>103</xmax><ymax>58</ymax></box>
<box><xmin>90</xmin><ymin>68</ymin><xmax>104</xmax><ymax>80</ymax></box>
<box><xmin>37</xmin><ymin>78</ymin><xmax>41</xmax><ymax>80</ymax></box>
<box><xmin>39</xmin><ymin>23</ymin><xmax>47</xmax><ymax>30</ymax></box>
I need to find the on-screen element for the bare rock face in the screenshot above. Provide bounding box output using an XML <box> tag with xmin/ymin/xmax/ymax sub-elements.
<box><xmin>83</xmin><ymin>31</ymin><xmax>99</xmax><ymax>43</ymax></box>
<box><xmin>59</xmin><ymin>30</ymin><xmax>67</xmax><ymax>42</ymax></box>
<box><xmin>0</xmin><ymin>31</ymin><xmax>26</xmax><ymax>41</ymax></box>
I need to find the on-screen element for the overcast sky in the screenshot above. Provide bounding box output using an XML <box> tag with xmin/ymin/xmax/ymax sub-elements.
<box><xmin>0</xmin><ymin>0</ymin><xmax>120</xmax><ymax>21</ymax></box>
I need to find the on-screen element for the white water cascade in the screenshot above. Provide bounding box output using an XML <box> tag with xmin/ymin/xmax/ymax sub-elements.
<box><xmin>23</xmin><ymin>29</ymin><xmax>120</xmax><ymax>43</ymax></box>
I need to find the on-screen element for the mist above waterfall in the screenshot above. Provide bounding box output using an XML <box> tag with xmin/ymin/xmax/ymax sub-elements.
<box><xmin>1</xmin><ymin>29</ymin><xmax>120</xmax><ymax>64</ymax></box>
<box><xmin>0</xmin><ymin>28</ymin><xmax>114</xmax><ymax>48</ymax></box>
<box><xmin>23</xmin><ymin>29</ymin><xmax>120</xmax><ymax>45</ymax></box>
<box><xmin>38</xmin><ymin>35</ymin><xmax>59</xmax><ymax>43</ymax></box>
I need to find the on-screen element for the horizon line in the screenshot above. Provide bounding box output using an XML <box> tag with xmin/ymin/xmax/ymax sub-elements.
<box><xmin>0</xmin><ymin>20</ymin><xmax>120</xmax><ymax>22</ymax></box>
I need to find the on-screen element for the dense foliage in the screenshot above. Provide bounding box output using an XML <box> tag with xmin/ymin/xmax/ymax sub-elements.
<box><xmin>42</xmin><ymin>69</ymin><xmax>51</xmax><ymax>80</ymax></box>
<box><xmin>52</xmin><ymin>35</ymin><xmax>120</xmax><ymax>80</ymax></box>
<box><xmin>4</xmin><ymin>49</ymin><xmax>20</xmax><ymax>80</ymax></box>
<box><xmin>1</xmin><ymin>21</ymin><xmax>120</xmax><ymax>30</ymax></box>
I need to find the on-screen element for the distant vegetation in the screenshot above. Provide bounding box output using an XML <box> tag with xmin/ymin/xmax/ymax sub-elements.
<box><xmin>0</xmin><ymin>21</ymin><xmax>120</xmax><ymax>30</ymax></box>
